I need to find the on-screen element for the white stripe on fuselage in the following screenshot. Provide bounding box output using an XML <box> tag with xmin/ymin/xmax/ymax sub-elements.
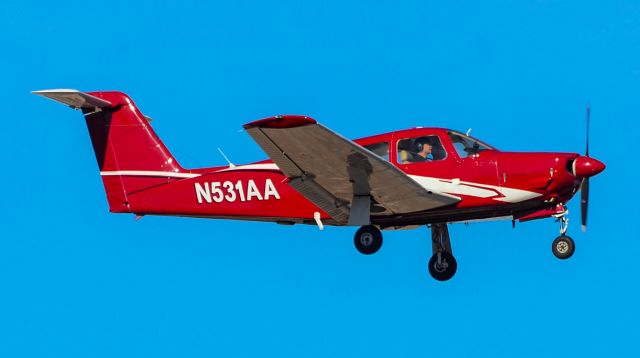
<box><xmin>100</xmin><ymin>164</ymin><xmax>280</xmax><ymax>178</ymax></box>
<box><xmin>100</xmin><ymin>170</ymin><xmax>200</xmax><ymax>178</ymax></box>
<box><xmin>408</xmin><ymin>175</ymin><xmax>541</xmax><ymax>203</ymax></box>
<box><xmin>218</xmin><ymin>163</ymin><xmax>280</xmax><ymax>172</ymax></box>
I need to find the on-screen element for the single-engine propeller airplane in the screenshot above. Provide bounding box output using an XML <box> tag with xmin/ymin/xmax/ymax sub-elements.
<box><xmin>34</xmin><ymin>89</ymin><xmax>605</xmax><ymax>281</ymax></box>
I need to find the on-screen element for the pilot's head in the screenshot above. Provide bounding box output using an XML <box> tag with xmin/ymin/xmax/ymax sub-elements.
<box><xmin>415</xmin><ymin>138</ymin><xmax>433</xmax><ymax>158</ymax></box>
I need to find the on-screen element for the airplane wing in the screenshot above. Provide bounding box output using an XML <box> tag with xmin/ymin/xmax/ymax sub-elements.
<box><xmin>244</xmin><ymin>115</ymin><xmax>460</xmax><ymax>225</ymax></box>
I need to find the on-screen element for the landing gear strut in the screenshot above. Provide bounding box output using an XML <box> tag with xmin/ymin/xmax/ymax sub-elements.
<box><xmin>552</xmin><ymin>216</ymin><xmax>575</xmax><ymax>260</ymax></box>
<box><xmin>428</xmin><ymin>224</ymin><xmax>457</xmax><ymax>281</ymax></box>
<box><xmin>354</xmin><ymin>225</ymin><xmax>383</xmax><ymax>255</ymax></box>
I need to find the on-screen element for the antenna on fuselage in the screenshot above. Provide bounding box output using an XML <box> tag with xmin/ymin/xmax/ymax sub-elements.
<box><xmin>466</xmin><ymin>128</ymin><xmax>472</xmax><ymax>136</ymax></box>
<box><xmin>217</xmin><ymin>147</ymin><xmax>236</xmax><ymax>168</ymax></box>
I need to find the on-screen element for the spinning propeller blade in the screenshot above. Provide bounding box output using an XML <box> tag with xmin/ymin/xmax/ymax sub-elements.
<box><xmin>581</xmin><ymin>178</ymin><xmax>589</xmax><ymax>232</ymax></box>
<box><xmin>585</xmin><ymin>103</ymin><xmax>590</xmax><ymax>157</ymax></box>
<box><xmin>581</xmin><ymin>104</ymin><xmax>591</xmax><ymax>232</ymax></box>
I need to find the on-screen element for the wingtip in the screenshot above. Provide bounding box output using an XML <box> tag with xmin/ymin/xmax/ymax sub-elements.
<box><xmin>243</xmin><ymin>115</ymin><xmax>317</xmax><ymax>129</ymax></box>
<box><xmin>32</xmin><ymin>88</ymin><xmax>80</xmax><ymax>95</ymax></box>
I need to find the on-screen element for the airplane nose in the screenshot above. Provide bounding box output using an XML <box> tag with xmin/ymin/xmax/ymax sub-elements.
<box><xmin>572</xmin><ymin>156</ymin><xmax>606</xmax><ymax>178</ymax></box>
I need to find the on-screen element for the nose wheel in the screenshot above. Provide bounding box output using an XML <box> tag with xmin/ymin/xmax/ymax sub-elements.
<box><xmin>552</xmin><ymin>235</ymin><xmax>575</xmax><ymax>259</ymax></box>
<box><xmin>354</xmin><ymin>225</ymin><xmax>383</xmax><ymax>255</ymax></box>
<box><xmin>552</xmin><ymin>216</ymin><xmax>575</xmax><ymax>259</ymax></box>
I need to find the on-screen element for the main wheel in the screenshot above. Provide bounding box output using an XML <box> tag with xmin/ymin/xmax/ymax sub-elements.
<box><xmin>552</xmin><ymin>235</ymin><xmax>575</xmax><ymax>259</ymax></box>
<box><xmin>428</xmin><ymin>251</ymin><xmax>457</xmax><ymax>281</ymax></box>
<box><xmin>354</xmin><ymin>225</ymin><xmax>383</xmax><ymax>255</ymax></box>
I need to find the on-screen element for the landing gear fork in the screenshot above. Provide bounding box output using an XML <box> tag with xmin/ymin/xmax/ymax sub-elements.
<box><xmin>428</xmin><ymin>223</ymin><xmax>457</xmax><ymax>281</ymax></box>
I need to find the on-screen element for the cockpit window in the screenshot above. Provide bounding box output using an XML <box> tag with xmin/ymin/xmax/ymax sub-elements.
<box><xmin>397</xmin><ymin>135</ymin><xmax>447</xmax><ymax>163</ymax></box>
<box><xmin>364</xmin><ymin>142</ymin><xmax>389</xmax><ymax>161</ymax></box>
<box><xmin>447</xmin><ymin>131</ymin><xmax>495</xmax><ymax>158</ymax></box>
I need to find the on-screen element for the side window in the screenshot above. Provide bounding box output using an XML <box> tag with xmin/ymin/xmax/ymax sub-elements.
<box><xmin>397</xmin><ymin>135</ymin><xmax>447</xmax><ymax>164</ymax></box>
<box><xmin>448</xmin><ymin>131</ymin><xmax>493</xmax><ymax>158</ymax></box>
<box><xmin>452</xmin><ymin>141</ymin><xmax>469</xmax><ymax>158</ymax></box>
<box><xmin>364</xmin><ymin>142</ymin><xmax>389</xmax><ymax>161</ymax></box>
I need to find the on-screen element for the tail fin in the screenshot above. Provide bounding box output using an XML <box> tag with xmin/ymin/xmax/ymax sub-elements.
<box><xmin>34</xmin><ymin>89</ymin><xmax>190</xmax><ymax>213</ymax></box>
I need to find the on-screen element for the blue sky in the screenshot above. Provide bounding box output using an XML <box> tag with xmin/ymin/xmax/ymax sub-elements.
<box><xmin>1</xmin><ymin>1</ymin><xmax>638</xmax><ymax>356</ymax></box>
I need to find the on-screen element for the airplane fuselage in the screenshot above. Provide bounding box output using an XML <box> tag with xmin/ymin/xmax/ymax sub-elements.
<box><xmin>124</xmin><ymin>127</ymin><xmax>591</xmax><ymax>228</ymax></box>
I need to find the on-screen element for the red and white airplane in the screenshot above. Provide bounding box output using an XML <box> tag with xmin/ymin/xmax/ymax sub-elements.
<box><xmin>34</xmin><ymin>89</ymin><xmax>605</xmax><ymax>281</ymax></box>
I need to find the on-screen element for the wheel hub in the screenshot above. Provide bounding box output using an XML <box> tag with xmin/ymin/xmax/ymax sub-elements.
<box><xmin>434</xmin><ymin>254</ymin><xmax>449</xmax><ymax>272</ymax></box>
<box><xmin>360</xmin><ymin>233</ymin><xmax>373</xmax><ymax>246</ymax></box>
<box><xmin>556</xmin><ymin>241</ymin><xmax>569</xmax><ymax>254</ymax></box>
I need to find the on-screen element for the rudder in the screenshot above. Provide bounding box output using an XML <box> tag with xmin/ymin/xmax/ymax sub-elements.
<box><xmin>34</xmin><ymin>89</ymin><xmax>189</xmax><ymax>213</ymax></box>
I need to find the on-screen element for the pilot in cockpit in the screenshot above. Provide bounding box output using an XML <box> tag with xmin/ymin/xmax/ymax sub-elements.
<box><xmin>413</xmin><ymin>138</ymin><xmax>434</xmax><ymax>162</ymax></box>
<box><xmin>398</xmin><ymin>136</ymin><xmax>445</xmax><ymax>163</ymax></box>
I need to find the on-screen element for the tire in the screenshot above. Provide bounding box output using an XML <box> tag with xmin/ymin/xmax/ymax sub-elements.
<box><xmin>428</xmin><ymin>252</ymin><xmax>457</xmax><ymax>281</ymax></box>
<box><xmin>354</xmin><ymin>225</ymin><xmax>383</xmax><ymax>255</ymax></box>
<box><xmin>552</xmin><ymin>235</ymin><xmax>575</xmax><ymax>260</ymax></box>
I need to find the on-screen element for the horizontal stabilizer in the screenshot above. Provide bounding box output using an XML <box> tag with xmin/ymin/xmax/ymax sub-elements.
<box><xmin>32</xmin><ymin>89</ymin><xmax>112</xmax><ymax>110</ymax></box>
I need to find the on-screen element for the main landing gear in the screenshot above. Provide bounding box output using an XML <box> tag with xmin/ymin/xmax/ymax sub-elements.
<box><xmin>552</xmin><ymin>216</ymin><xmax>575</xmax><ymax>260</ymax></box>
<box><xmin>352</xmin><ymin>223</ymin><xmax>458</xmax><ymax>281</ymax></box>
<box><xmin>428</xmin><ymin>224</ymin><xmax>457</xmax><ymax>281</ymax></box>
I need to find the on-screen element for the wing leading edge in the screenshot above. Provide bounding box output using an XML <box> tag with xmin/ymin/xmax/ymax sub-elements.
<box><xmin>244</xmin><ymin>115</ymin><xmax>460</xmax><ymax>225</ymax></box>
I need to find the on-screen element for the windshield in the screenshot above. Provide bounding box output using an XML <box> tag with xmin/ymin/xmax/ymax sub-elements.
<box><xmin>447</xmin><ymin>130</ymin><xmax>496</xmax><ymax>158</ymax></box>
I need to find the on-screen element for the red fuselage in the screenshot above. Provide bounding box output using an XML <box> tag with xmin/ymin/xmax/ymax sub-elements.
<box><xmin>125</xmin><ymin>127</ymin><xmax>603</xmax><ymax>227</ymax></box>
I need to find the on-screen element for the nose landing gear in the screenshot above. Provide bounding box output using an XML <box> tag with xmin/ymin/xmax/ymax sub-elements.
<box><xmin>552</xmin><ymin>216</ymin><xmax>575</xmax><ymax>259</ymax></box>
<box><xmin>552</xmin><ymin>235</ymin><xmax>575</xmax><ymax>259</ymax></box>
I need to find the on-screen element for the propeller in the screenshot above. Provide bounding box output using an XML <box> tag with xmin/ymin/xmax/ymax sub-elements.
<box><xmin>580</xmin><ymin>103</ymin><xmax>590</xmax><ymax>232</ymax></box>
<box><xmin>585</xmin><ymin>103</ymin><xmax>590</xmax><ymax>157</ymax></box>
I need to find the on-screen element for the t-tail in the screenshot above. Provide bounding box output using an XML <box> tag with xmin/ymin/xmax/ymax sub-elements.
<box><xmin>33</xmin><ymin>89</ymin><xmax>194</xmax><ymax>213</ymax></box>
